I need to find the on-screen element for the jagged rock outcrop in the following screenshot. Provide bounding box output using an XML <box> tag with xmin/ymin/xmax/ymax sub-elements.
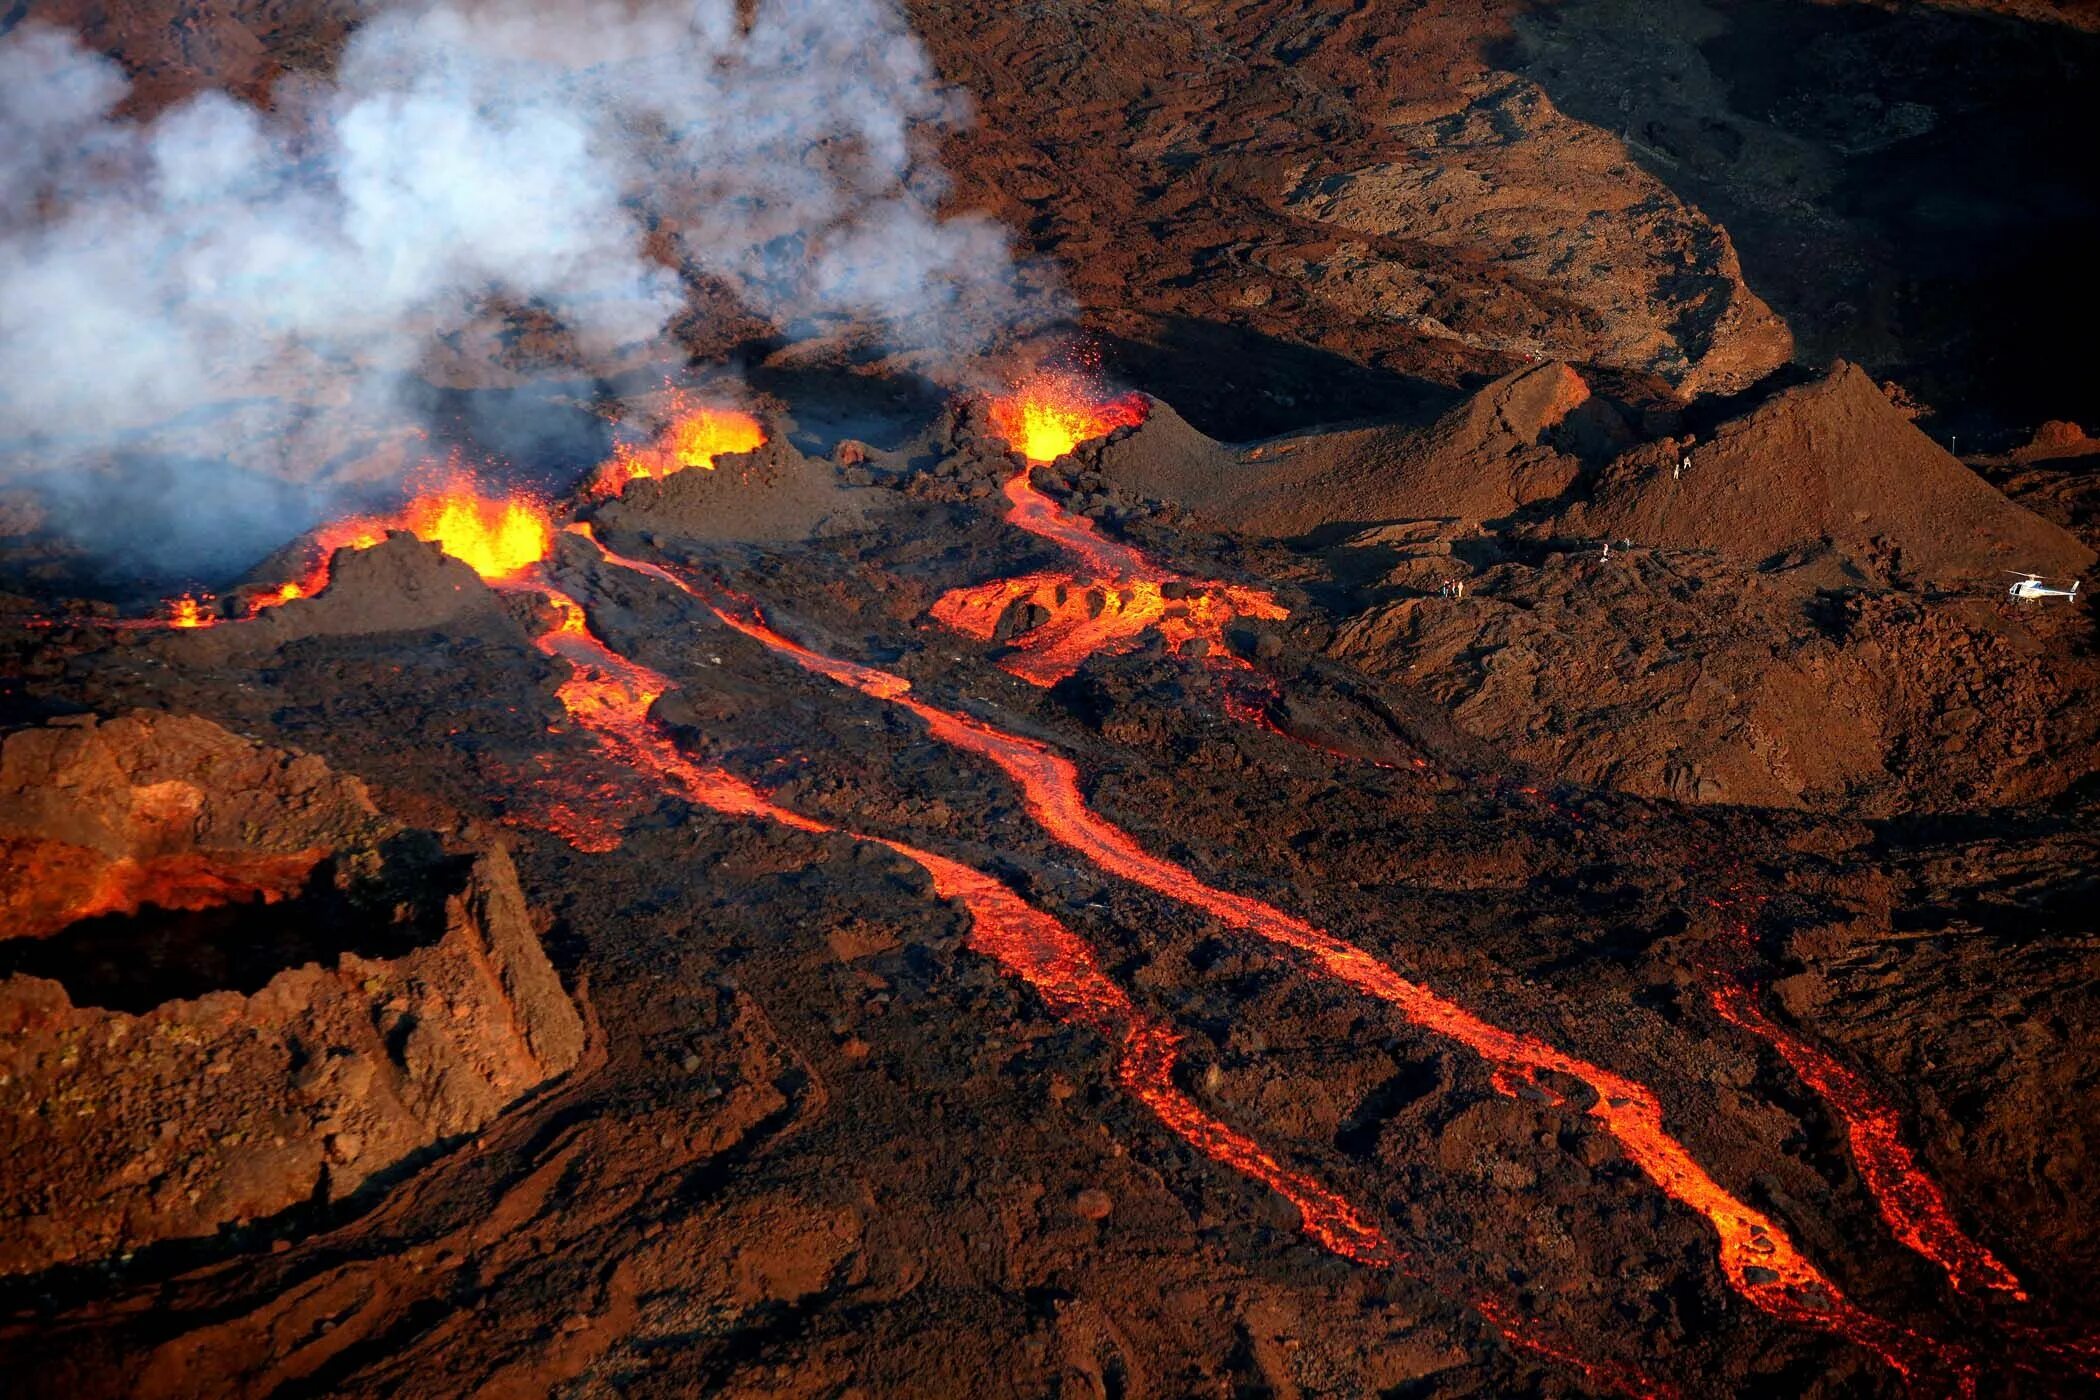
<box><xmin>0</xmin><ymin>713</ymin><xmax>583</xmax><ymax>1275</ymax></box>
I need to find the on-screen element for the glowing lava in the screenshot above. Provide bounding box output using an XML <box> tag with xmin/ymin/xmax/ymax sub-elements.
<box><xmin>699</xmin><ymin>597</ymin><xmax>1962</xmax><ymax>1384</ymax></box>
<box><xmin>882</xmin><ymin>844</ymin><xmax>1397</xmax><ymax>1270</ymax></box>
<box><xmin>1698</xmin><ymin>892</ymin><xmax>2032</xmax><ymax>1311</ymax></box>
<box><xmin>930</xmin><ymin>467</ymin><xmax>1287</xmax><ymax>687</ymax></box>
<box><xmin>515</xmin><ymin>570</ymin><xmax>1391</xmax><ymax>1269</ymax></box>
<box><xmin>245</xmin><ymin>479</ymin><xmax>554</xmax><ymax>615</ymax></box>
<box><xmin>2</xmin><ymin>843</ymin><xmax>327</xmax><ymax>940</ymax></box>
<box><xmin>1711</xmin><ymin>981</ymin><xmax>2025</xmax><ymax>1300</ymax></box>
<box><xmin>512</xmin><ymin>536</ymin><xmax>1736</xmax><ymax>1393</ymax></box>
<box><xmin>591</xmin><ymin>398</ymin><xmax>767</xmax><ymax>498</ymax></box>
<box><xmin>398</xmin><ymin>484</ymin><xmax>553</xmax><ymax>580</ymax></box>
<box><xmin>166</xmin><ymin>594</ymin><xmax>214</xmax><ymax>629</ymax></box>
<box><xmin>986</xmin><ymin>371</ymin><xmax>1148</xmax><ymax>465</ymax></box>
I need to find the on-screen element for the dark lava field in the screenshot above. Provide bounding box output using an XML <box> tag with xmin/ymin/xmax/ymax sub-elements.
<box><xmin>0</xmin><ymin>2</ymin><xmax>2095</xmax><ymax>1397</ymax></box>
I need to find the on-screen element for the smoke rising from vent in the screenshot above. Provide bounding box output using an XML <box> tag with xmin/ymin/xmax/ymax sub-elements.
<box><xmin>0</xmin><ymin>0</ymin><xmax>1054</xmax><ymax>576</ymax></box>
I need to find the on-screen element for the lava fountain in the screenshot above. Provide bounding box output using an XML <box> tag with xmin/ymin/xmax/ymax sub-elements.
<box><xmin>246</xmin><ymin>477</ymin><xmax>554</xmax><ymax>616</ymax></box>
<box><xmin>166</xmin><ymin>593</ymin><xmax>215</xmax><ymax>629</ymax></box>
<box><xmin>935</xmin><ymin>378</ymin><xmax>1287</xmax><ymax>687</ymax></box>
<box><xmin>986</xmin><ymin>371</ymin><xmax>1148</xmax><ymax>466</ymax></box>
<box><xmin>590</xmin><ymin>396</ymin><xmax>768</xmax><ymax>499</ymax></box>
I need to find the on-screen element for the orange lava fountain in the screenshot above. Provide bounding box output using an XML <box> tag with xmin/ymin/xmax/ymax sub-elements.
<box><xmin>398</xmin><ymin>484</ymin><xmax>553</xmax><ymax>580</ymax></box>
<box><xmin>246</xmin><ymin>478</ymin><xmax>553</xmax><ymax>616</ymax></box>
<box><xmin>698</xmin><ymin>596</ymin><xmax>1965</xmax><ymax>1385</ymax></box>
<box><xmin>986</xmin><ymin>371</ymin><xmax>1148</xmax><ymax>465</ymax></box>
<box><xmin>590</xmin><ymin>398</ymin><xmax>767</xmax><ymax>498</ymax></box>
<box><xmin>166</xmin><ymin>593</ymin><xmax>214</xmax><ymax>629</ymax></box>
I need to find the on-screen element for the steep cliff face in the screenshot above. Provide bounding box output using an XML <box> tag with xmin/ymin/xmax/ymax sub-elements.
<box><xmin>0</xmin><ymin>713</ymin><xmax>583</xmax><ymax>1275</ymax></box>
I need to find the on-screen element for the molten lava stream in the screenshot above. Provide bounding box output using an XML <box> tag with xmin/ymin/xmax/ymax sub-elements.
<box><xmin>1710</xmin><ymin>981</ymin><xmax>2025</xmax><ymax>1301</ymax></box>
<box><xmin>526</xmin><ymin>567</ymin><xmax>1672</xmax><ymax>1390</ymax></box>
<box><xmin>698</xmin><ymin>600</ymin><xmax>1965</xmax><ymax>1384</ymax></box>
<box><xmin>530</xmin><ymin>540</ymin><xmax>1665</xmax><ymax>1394</ymax></box>
<box><xmin>517</xmin><ymin>578</ymin><xmax>1388</xmax><ymax>1268</ymax></box>
<box><xmin>1697</xmin><ymin>890</ymin><xmax>2044</xmax><ymax>1323</ymax></box>
<box><xmin>877</xmin><ymin>844</ymin><xmax>1395</xmax><ymax>1270</ymax></box>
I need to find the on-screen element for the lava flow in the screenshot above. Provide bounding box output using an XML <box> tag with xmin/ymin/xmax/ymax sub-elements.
<box><xmin>1711</xmin><ymin>980</ymin><xmax>2026</xmax><ymax>1300</ymax></box>
<box><xmin>1696</xmin><ymin>891</ymin><xmax>2032</xmax><ymax>1310</ymax></box>
<box><xmin>589</xmin><ymin>396</ymin><xmax>767</xmax><ymax>498</ymax></box>
<box><xmin>522</xmin><ymin>548</ymin><xmax>1678</xmax><ymax>1393</ymax></box>
<box><xmin>701</xmin><ymin>596</ymin><xmax>1963</xmax><ymax>1383</ymax></box>
<box><xmin>518</xmin><ymin>570</ymin><xmax>1392</xmax><ymax>1270</ymax></box>
<box><xmin>933</xmin><ymin>380</ymin><xmax>1286</xmax><ymax>687</ymax></box>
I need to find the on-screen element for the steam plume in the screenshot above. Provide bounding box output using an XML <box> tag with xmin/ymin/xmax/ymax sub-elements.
<box><xmin>0</xmin><ymin>0</ymin><xmax>1052</xmax><ymax>575</ymax></box>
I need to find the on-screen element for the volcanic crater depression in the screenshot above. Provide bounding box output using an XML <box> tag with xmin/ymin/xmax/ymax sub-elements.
<box><xmin>3</xmin><ymin>3</ymin><xmax>2099</xmax><ymax>1396</ymax></box>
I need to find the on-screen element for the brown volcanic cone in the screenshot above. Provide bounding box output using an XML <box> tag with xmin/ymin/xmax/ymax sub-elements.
<box><xmin>1560</xmin><ymin>362</ymin><xmax>2095</xmax><ymax>587</ymax></box>
<box><xmin>590</xmin><ymin>433</ymin><xmax>882</xmax><ymax>545</ymax></box>
<box><xmin>1098</xmin><ymin>361</ymin><xmax>1612</xmax><ymax>537</ymax></box>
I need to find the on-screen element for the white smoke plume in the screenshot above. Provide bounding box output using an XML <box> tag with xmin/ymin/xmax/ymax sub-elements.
<box><xmin>0</xmin><ymin>0</ymin><xmax>1053</xmax><ymax>576</ymax></box>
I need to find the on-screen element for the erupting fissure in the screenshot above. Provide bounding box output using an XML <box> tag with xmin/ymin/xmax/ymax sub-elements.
<box><xmin>688</xmin><ymin>591</ymin><xmax>1965</xmax><ymax>1384</ymax></box>
<box><xmin>167</xmin><ymin>593</ymin><xmax>214</xmax><ymax>629</ymax></box>
<box><xmin>44</xmin><ymin>358</ymin><xmax>2037</xmax><ymax>1387</ymax></box>
<box><xmin>242</xmin><ymin>476</ymin><xmax>554</xmax><ymax>617</ymax></box>
<box><xmin>987</xmin><ymin>371</ymin><xmax>1149</xmax><ymax>467</ymax></box>
<box><xmin>590</xmin><ymin>396</ymin><xmax>768</xmax><ymax>499</ymax></box>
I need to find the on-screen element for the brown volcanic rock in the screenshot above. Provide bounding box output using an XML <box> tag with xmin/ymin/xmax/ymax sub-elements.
<box><xmin>0</xmin><ymin>710</ymin><xmax>383</xmax><ymax>939</ymax></box>
<box><xmin>1323</xmin><ymin>546</ymin><xmax>2100</xmax><ymax>812</ymax></box>
<box><xmin>1560</xmin><ymin>362</ymin><xmax>2095</xmax><ymax>587</ymax></box>
<box><xmin>1099</xmin><ymin>362</ymin><xmax>1611</xmax><ymax>537</ymax></box>
<box><xmin>1280</xmin><ymin>83</ymin><xmax>1793</xmax><ymax>397</ymax></box>
<box><xmin>0</xmin><ymin>710</ymin><xmax>381</xmax><ymax>859</ymax></box>
<box><xmin>590</xmin><ymin>434</ymin><xmax>881</xmax><ymax>545</ymax></box>
<box><xmin>187</xmin><ymin>534</ymin><xmax>525</xmax><ymax>660</ymax></box>
<box><xmin>0</xmin><ymin>713</ymin><xmax>583</xmax><ymax>1275</ymax></box>
<box><xmin>907</xmin><ymin>1</ymin><xmax>1794</xmax><ymax>412</ymax></box>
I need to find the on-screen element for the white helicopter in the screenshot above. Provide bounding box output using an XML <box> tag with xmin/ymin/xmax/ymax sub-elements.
<box><xmin>2005</xmin><ymin>572</ymin><xmax>2082</xmax><ymax>601</ymax></box>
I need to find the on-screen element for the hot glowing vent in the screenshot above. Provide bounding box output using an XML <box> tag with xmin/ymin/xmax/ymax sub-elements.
<box><xmin>166</xmin><ymin>594</ymin><xmax>214</xmax><ymax>629</ymax></box>
<box><xmin>987</xmin><ymin>372</ymin><xmax>1148</xmax><ymax>464</ymax></box>
<box><xmin>399</xmin><ymin>483</ymin><xmax>554</xmax><ymax>580</ymax></box>
<box><xmin>245</xmin><ymin>479</ymin><xmax>553</xmax><ymax>615</ymax></box>
<box><xmin>592</xmin><ymin>400</ymin><xmax>768</xmax><ymax>497</ymax></box>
